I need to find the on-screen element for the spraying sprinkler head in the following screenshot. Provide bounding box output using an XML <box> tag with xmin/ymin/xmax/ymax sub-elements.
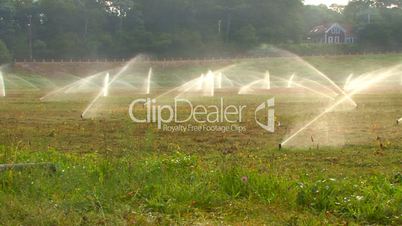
<box><xmin>278</xmin><ymin>143</ymin><xmax>282</xmax><ymax>150</ymax></box>
<box><xmin>397</xmin><ymin>119</ymin><xmax>400</xmax><ymax>125</ymax></box>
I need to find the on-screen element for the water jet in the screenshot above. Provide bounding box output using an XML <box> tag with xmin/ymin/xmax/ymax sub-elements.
<box><xmin>203</xmin><ymin>70</ymin><xmax>215</xmax><ymax>96</ymax></box>
<box><xmin>287</xmin><ymin>74</ymin><xmax>295</xmax><ymax>88</ymax></box>
<box><xmin>264</xmin><ymin>71</ymin><xmax>271</xmax><ymax>90</ymax></box>
<box><xmin>344</xmin><ymin>74</ymin><xmax>353</xmax><ymax>90</ymax></box>
<box><xmin>216</xmin><ymin>72</ymin><xmax>222</xmax><ymax>89</ymax></box>
<box><xmin>0</xmin><ymin>70</ymin><xmax>5</xmax><ymax>97</ymax></box>
<box><xmin>146</xmin><ymin>67</ymin><xmax>152</xmax><ymax>95</ymax></box>
<box><xmin>103</xmin><ymin>73</ymin><xmax>110</xmax><ymax>97</ymax></box>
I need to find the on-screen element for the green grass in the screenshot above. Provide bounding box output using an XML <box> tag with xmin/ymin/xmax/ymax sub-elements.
<box><xmin>1</xmin><ymin>146</ymin><xmax>401</xmax><ymax>225</ymax></box>
<box><xmin>1</xmin><ymin>53</ymin><xmax>402</xmax><ymax>225</ymax></box>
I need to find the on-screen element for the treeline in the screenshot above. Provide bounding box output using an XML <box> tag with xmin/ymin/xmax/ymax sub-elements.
<box><xmin>0</xmin><ymin>0</ymin><xmax>402</xmax><ymax>62</ymax></box>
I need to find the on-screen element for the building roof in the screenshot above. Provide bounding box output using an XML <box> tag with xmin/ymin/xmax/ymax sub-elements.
<box><xmin>310</xmin><ymin>23</ymin><xmax>354</xmax><ymax>35</ymax></box>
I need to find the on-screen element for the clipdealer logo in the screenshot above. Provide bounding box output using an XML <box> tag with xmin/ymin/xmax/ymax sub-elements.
<box><xmin>128</xmin><ymin>98</ymin><xmax>275</xmax><ymax>133</ymax></box>
<box><xmin>255</xmin><ymin>97</ymin><xmax>275</xmax><ymax>133</ymax></box>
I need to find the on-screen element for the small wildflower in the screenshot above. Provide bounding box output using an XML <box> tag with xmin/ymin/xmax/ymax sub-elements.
<box><xmin>355</xmin><ymin>196</ymin><xmax>364</xmax><ymax>201</ymax></box>
<box><xmin>241</xmin><ymin>176</ymin><xmax>249</xmax><ymax>184</ymax></box>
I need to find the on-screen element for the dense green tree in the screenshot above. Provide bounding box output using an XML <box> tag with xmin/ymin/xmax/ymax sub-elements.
<box><xmin>344</xmin><ymin>0</ymin><xmax>402</xmax><ymax>49</ymax></box>
<box><xmin>0</xmin><ymin>0</ymin><xmax>401</xmax><ymax>59</ymax></box>
<box><xmin>302</xmin><ymin>4</ymin><xmax>343</xmax><ymax>31</ymax></box>
<box><xmin>0</xmin><ymin>39</ymin><xmax>11</xmax><ymax>63</ymax></box>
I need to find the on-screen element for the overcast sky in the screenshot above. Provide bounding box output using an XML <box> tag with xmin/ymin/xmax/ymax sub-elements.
<box><xmin>304</xmin><ymin>0</ymin><xmax>350</xmax><ymax>6</ymax></box>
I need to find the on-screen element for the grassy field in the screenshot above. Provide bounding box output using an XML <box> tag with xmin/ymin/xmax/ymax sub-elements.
<box><xmin>1</xmin><ymin>54</ymin><xmax>402</xmax><ymax>225</ymax></box>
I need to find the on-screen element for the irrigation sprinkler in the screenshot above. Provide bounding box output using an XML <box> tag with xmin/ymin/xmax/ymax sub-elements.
<box><xmin>0</xmin><ymin>163</ymin><xmax>56</xmax><ymax>173</ymax></box>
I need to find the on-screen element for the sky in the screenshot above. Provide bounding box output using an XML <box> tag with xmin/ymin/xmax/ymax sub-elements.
<box><xmin>304</xmin><ymin>0</ymin><xmax>350</xmax><ymax>6</ymax></box>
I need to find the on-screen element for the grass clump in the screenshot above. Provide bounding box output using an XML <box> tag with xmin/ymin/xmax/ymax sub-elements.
<box><xmin>297</xmin><ymin>176</ymin><xmax>402</xmax><ymax>224</ymax></box>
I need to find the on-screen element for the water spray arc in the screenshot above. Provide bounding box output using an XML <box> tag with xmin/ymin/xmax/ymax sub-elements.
<box><xmin>64</xmin><ymin>75</ymin><xmax>101</xmax><ymax>94</ymax></box>
<box><xmin>344</xmin><ymin>74</ymin><xmax>353</xmax><ymax>90</ymax></box>
<box><xmin>197</xmin><ymin>74</ymin><xmax>205</xmax><ymax>90</ymax></box>
<box><xmin>264</xmin><ymin>71</ymin><xmax>271</xmax><ymax>90</ymax></box>
<box><xmin>153</xmin><ymin>64</ymin><xmax>237</xmax><ymax>100</ymax></box>
<box><xmin>274</xmin><ymin>74</ymin><xmax>335</xmax><ymax>100</ymax></box>
<box><xmin>216</xmin><ymin>72</ymin><xmax>222</xmax><ymax>89</ymax></box>
<box><xmin>103</xmin><ymin>73</ymin><xmax>110</xmax><ymax>97</ymax></box>
<box><xmin>40</xmin><ymin>72</ymin><xmax>105</xmax><ymax>101</ymax></box>
<box><xmin>82</xmin><ymin>60</ymin><xmax>134</xmax><ymax>118</ymax></box>
<box><xmin>399</xmin><ymin>73</ymin><xmax>402</xmax><ymax>85</ymax></box>
<box><xmin>291</xmin><ymin>80</ymin><xmax>336</xmax><ymax>100</ymax></box>
<box><xmin>238</xmin><ymin>71</ymin><xmax>272</xmax><ymax>94</ymax></box>
<box><xmin>204</xmin><ymin>70</ymin><xmax>215</xmax><ymax>96</ymax></box>
<box><xmin>281</xmin><ymin>65</ymin><xmax>402</xmax><ymax>147</ymax></box>
<box><xmin>297</xmin><ymin>77</ymin><xmax>339</xmax><ymax>97</ymax></box>
<box><xmin>146</xmin><ymin>67</ymin><xmax>152</xmax><ymax>95</ymax></box>
<box><xmin>287</xmin><ymin>74</ymin><xmax>295</xmax><ymax>88</ymax></box>
<box><xmin>237</xmin><ymin>70</ymin><xmax>337</xmax><ymax>96</ymax></box>
<box><xmin>0</xmin><ymin>70</ymin><xmax>5</xmax><ymax>97</ymax></box>
<box><xmin>316</xmin><ymin>69</ymin><xmax>357</xmax><ymax>107</ymax></box>
<box><xmin>292</xmin><ymin>55</ymin><xmax>358</xmax><ymax>107</ymax></box>
<box><xmin>175</xmin><ymin>70</ymin><xmax>216</xmax><ymax>98</ymax></box>
<box><xmin>238</xmin><ymin>81</ymin><xmax>262</xmax><ymax>94</ymax></box>
<box><xmin>7</xmin><ymin>74</ymin><xmax>39</xmax><ymax>90</ymax></box>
